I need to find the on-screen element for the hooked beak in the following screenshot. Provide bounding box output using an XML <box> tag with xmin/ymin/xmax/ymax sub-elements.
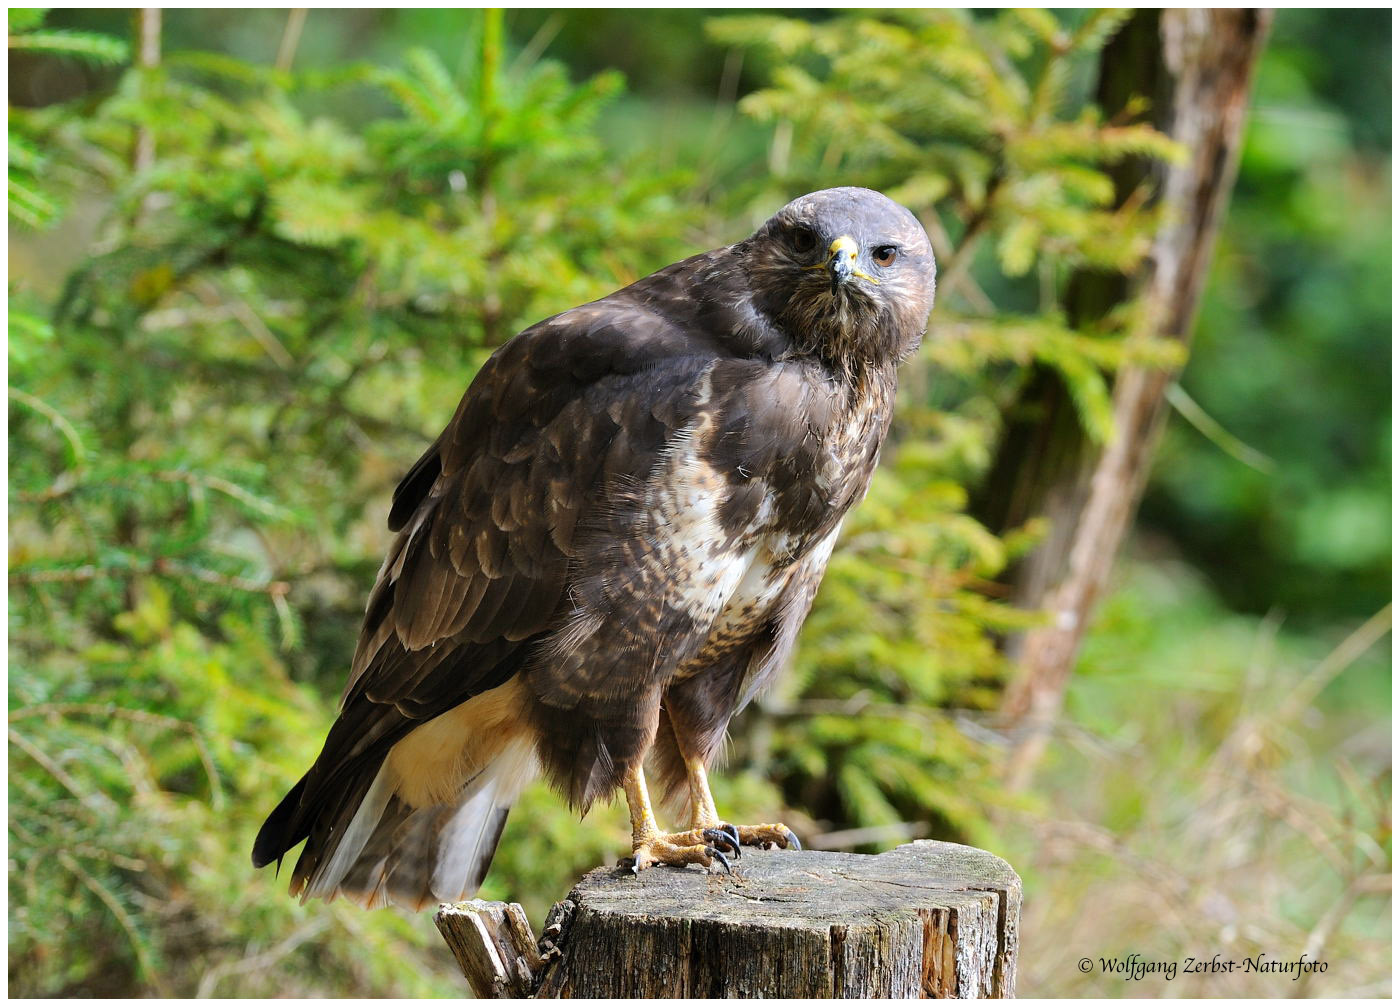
<box><xmin>827</xmin><ymin>235</ymin><xmax>857</xmax><ymax>295</ymax></box>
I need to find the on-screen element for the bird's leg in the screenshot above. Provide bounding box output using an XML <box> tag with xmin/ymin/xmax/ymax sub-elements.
<box><xmin>619</xmin><ymin>765</ymin><xmax>736</xmax><ymax>874</ymax></box>
<box><xmin>682</xmin><ymin>755</ymin><xmax>802</xmax><ymax>853</ymax></box>
<box><xmin>683</xmin><ymin>758</ymin><xmax>722</xmax><ymax>831</ymax></box>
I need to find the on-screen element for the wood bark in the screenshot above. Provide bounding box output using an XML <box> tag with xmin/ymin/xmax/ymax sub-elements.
<box><xmin>435</xmin><ymin>840</ymin><xmax>1020</xmax><ymax>998</ymax></box>
<box><xmin>982</xmin><ymin>9</ymin><xmax>1273</xmax><ymax>789</ymax></box>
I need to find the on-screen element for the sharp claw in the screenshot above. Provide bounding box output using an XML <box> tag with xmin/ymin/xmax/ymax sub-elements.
<box><xmin>705</xmin><ymin>846</ymin><xmax>732</xmax><ymax>875</ymax></box>
<box><xmin>784</xmin><ymin>827</ymin><xmax>802</xmax><ymax>851</ymax></box>
<box><xmin>720</xmin><ymin>823</ymin><xmax>742</xmax><ymax>856</ymax></box>
<box><xmin>704</xmin><ymin>827</ymin><xmax>739</xmax><ymax>857</ymax></box>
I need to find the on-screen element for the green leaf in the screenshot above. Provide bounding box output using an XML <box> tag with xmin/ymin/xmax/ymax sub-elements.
<box><xmin>7</xmin><ymin>9</ymin><xmax>47</xmax><ymax>33</ymax></box>
<box><xmin>8</xmin><ymin>175</ymin><xmax>61</xmax><ymax>228</ymax></box>
<box><xmin>9</xmin><ymin>28</ymin><xmax>129</xmax><ymax>66</ymax></box>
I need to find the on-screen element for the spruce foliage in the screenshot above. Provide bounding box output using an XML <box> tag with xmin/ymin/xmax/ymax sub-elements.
<box><xmin>711</xmin><ymin>8</ymin><xmax>1180</xmax><ymax>844</ymax></box>
<box><xmin>11</xmin><ymin>9</ymin><xmax>1186</xmax><ymax>996</ymax></box>
<box><xmin>10</xmin><ymin>10</ymin><xmax>693</xmax><ymax>996</ymax></box>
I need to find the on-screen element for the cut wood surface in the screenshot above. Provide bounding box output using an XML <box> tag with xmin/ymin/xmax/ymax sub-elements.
<box><xmin>436</xmin><ymin>839</ymin><xmax>1020</xmax><ymax>998</ymax></box>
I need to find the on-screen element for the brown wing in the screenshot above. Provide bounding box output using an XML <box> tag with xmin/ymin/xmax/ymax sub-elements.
<box><xmin>251</xmin><ymin>294</ymin><xmax>724</xmax><ymax>879</ymax></box>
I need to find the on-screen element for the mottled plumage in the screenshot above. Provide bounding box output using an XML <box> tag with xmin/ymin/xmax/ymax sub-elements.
<box><xmin>252</xmin><ymin>187</ymin><xmax>936</xmax><ymax>911</ymax></box>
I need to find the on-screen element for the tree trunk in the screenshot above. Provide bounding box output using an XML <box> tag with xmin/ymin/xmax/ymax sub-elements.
<box><xmin>435</xmin><ymin>840</ymin><xmax>1020</xmax><ymax>998</ymax></box>
<box><xmin>981</xmin><ymin>9</ymin><xmax>1273</xmax><ymax>789</ymax></box>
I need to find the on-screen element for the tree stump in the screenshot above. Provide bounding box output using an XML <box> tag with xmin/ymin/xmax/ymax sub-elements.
<box><xmin>435</xmin><ymin>840</ymin><xmax>1020</xmax><ymax>998</ymax></box>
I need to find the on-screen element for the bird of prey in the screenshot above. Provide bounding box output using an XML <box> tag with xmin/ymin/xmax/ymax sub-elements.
<box><xmin>252</xmin><ymin>186</ymin><xmax>936</xmax><ymax>911</ymax></box>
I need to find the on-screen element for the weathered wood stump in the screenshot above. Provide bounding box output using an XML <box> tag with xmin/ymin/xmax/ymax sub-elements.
<box><xmin>435</xmin><ymin>840</ymin><xmax>1020</xmax><ymax>998</ymax></box>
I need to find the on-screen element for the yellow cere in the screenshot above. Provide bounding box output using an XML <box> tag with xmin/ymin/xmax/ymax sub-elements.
<box><xmin>805</xmin><ymin>234</ymin><xmax>882</xmax><ymax>284</ymax></box>
<box><xmin>828</xmin><ymin>235</ymin><xmax>858</xmax><ymax>258</ymax></box>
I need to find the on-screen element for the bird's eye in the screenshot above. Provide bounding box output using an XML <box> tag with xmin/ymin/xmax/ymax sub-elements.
<box><xmin>790</xmin><ymin>227</ymin><xmax>818</xmax><ymax>254</ymax></box>
<box><xmin>872</xmin><ymin>245</ymin><xmax>898</xmax><ymax>267</ymax></box>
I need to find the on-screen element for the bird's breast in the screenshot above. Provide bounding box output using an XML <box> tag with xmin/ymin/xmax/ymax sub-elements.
<box><xmin>669</xmin><ymin>538</ymin><xmax>796</xmax><ymax>682</ymax></box>
<box><xmin>786</xmin><ymin>371</ymin><xmax>893</xmax><ymax>535</ymax></box>
<box><xmin>642</xmin><ymin>364</ymin><xmax>893</xmax><ymax>684</ymax></box>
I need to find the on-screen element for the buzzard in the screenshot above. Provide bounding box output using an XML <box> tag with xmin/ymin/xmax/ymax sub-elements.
<box><xmin>253</xmin><ymin>187</ymin><xmax>936</xmax><ymax>911</ymax></box>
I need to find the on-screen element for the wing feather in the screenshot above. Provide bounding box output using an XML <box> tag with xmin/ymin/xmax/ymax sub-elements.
<box><xmin>254</xmin><ymin>292</ymin><xmax>726</xmax><ymax>888</ymax></box>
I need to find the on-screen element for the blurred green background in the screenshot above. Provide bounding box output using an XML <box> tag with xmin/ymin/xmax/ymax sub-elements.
<box><xmin>9</xmin><ymin>8</ymin><xmax>1389</xmax><ymax>997</ymax></box>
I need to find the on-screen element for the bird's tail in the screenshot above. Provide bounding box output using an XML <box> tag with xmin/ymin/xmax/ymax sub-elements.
<box><xmin>292</xmin><ymin>737</ymin><xmax>538</xmax><ymax>912</ymax></box>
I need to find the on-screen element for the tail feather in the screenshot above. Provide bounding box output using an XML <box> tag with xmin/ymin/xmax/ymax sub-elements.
<box><xmin>252</xmin><ymin>775</ymin><xmax>308</xmax><ymax>869</ymax></box>
<box><xmin>299</xmin><ymin>761</ymin><xmax>395</xmax><ymax>902</ymax></box>
<box><xmin>295</xmin><ymin>737</ymin><xmax>536</xmax><ymax>911</ymax></box>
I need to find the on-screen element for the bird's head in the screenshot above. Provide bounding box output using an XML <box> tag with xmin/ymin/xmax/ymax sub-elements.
<box><xmin>744</xmin><ymin>187</ymin><xmax>936</xmax><ymax>374</ymax></box>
